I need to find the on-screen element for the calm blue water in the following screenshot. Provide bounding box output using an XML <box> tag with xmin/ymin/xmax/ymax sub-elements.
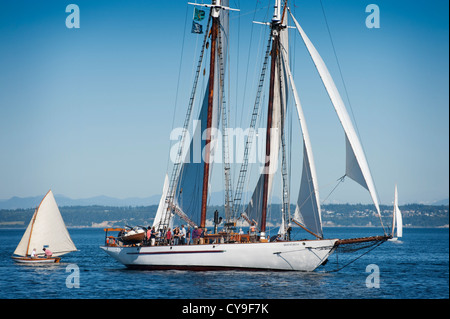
<box><xmin>0</xmin><ymin>227</ymin><xmax>448</xmax><ymax>299</ymax></box>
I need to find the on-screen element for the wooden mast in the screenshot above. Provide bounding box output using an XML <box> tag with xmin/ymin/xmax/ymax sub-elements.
<box><xmin>260</xmin><ymin>2</ymin><xmax>283</xmax><ymax>234</ymax></box>
<box><xmin>25</xmin><ymin>189</ymin><xmax>50</xmax><ymax>256</ymax></box>
<box><xmin>200</xmin><ymin>6</ymin><xmax>219</xmax><ymax>229</ymax></box>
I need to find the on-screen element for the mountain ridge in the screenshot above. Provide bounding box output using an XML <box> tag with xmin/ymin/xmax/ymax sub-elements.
<box><xmin>0</xmin><ymin>193</ymin><xmax>447</xmax><ymax>210</ymax></box>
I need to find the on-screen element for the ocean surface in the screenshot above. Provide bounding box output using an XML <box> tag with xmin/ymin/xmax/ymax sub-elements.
<box><xmin>0</xmin><ymin>227</ymin><xmax>448</xmax><ymax>299</ymax></box>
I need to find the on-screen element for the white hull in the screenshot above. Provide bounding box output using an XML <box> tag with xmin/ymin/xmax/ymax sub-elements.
<box><xmin>100</xmin><ymin>239</ymin><xmax>338</xmax><ymax>272</ymax></box>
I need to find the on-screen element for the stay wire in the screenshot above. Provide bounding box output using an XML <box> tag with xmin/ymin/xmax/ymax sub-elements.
<box><xmin>324</xmin><ymin>240</ymin><xmax>386</xmax><ymax>273</ymax></box>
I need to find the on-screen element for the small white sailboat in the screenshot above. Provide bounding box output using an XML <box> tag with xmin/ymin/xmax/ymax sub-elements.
<box><xmin>389</xmin><ymin>185</ymin><xmax>403</xmax><ymax>241</ymax></box>
<box><xmin>12</xmin><ymin>190</ymin><xmax>77</xmax><ymax>264</ymax></box>
<box><xmin>101</xmin><ymin>0</ymin><xmax>389</xmax><ymax>271</ymax></box>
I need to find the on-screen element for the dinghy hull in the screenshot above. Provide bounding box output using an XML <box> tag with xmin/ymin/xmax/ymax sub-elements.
<box><xmin>12</xmin><ymin>256</ymin><xmax>61</xmax><ymax>264</ymax></box>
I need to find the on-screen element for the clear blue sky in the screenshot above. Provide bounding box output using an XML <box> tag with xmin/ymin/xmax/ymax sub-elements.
<box><xmin>0</xmin><ymin>0</ymin><xmax>448</xmax><ymax>205</ymax></box>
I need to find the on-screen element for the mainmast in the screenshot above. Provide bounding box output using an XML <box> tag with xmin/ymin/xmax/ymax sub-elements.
<box><xmin>260</xmin><ymin>0</ymin><xmax>283</xmax><ymax>234</ymax></box>
<box><xmin>200</xmin><ymin>1</ymin><xmax>221</xmax><ymax>229</ymax></box>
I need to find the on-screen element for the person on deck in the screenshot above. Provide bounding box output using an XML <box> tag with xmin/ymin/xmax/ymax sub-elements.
<box><xmin>201</xmin><ymin>228</ymin><xmax>207</xmax><ymax>244</ymax></box>
<box><xmin>30</xmin><ymin>248</ymin><xmax>37</xmax><ymax>258</ymax></box>
<box><xmin>146</xmin><ymin>227</ymin><xmax>152</xmax><ymax>245</ymax></box>
<box><xmin>150</xmin><ymin>226</ymin><xmax>156</xmax><ymax>246</ymax></box>
<box><xmin>250</xmin><ymin>222</ymin><xmax>257</xmax><ymax>242</ymax></box>
<box><xmin>192</xmin><ymin>226</ymin><xmax>201</xmax><ymax>245</ymax></box>
<box><xmin>180</xmin><ymin>225</ymin><xmax>186</xmax><ymax>245</ymax></box>
<box><xmin>186</xmin><ymin>226</ymin><xmax>191</xmax><ymax>245</ymax></box>
<box><xmin>166</xmin><ymin>228</ymin><xmax>172</xmax><ymax>245</ymax></box>
<box><xmin>173</xmin><ymin>227</ymin><xmax>180</xmax><ymax>245</ymax></box>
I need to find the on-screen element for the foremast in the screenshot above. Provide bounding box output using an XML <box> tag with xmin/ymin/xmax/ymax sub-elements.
<box><xmin>261</xmin><ymin>0</ymin><xmax>286</xmax><ymax>235</ymax></box>
<box><xmin>159</xmin><ymin>1</ymin><xmax>237</xmax><ymax>234</ymax></box>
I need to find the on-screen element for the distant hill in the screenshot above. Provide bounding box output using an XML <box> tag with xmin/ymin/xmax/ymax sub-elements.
<box><xmin>431</xmin><ymin>198</ymin><xmax>449</xmax><ymax>206</ymax></box>
<box><xmin>0</xmin><ymin>191</ymin><xmax>262</xmax><ymax>209</ymax></box>
<box><xmin>0</xmin><ymin>194</ymin><xmax>160</xmax><ymax>210</ymax></box>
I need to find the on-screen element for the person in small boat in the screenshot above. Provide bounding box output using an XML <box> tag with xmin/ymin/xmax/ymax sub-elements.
<box><xmin>43</xmin><ymin>247</ymin><xmax>52</xmax><ymax>258</ymax></box>
<box><xmin>30</xmin><ymin>248</ymin><xmax>37</xmax><ymax>258</ymax></box>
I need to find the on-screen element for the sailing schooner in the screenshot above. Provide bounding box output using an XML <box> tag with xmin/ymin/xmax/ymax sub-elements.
<box><xmin>101</xmin><ymin>0</ymin><xmax>390</xmax><ymax>271</ymax></box>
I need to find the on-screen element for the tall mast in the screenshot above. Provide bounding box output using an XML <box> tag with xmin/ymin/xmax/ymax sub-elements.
<box><xmin>25</xmin><ymin>190</ymin><xmax>50</xmax><ymax>256</ymax></box>
<box><xmin>261</xmin><ymin>0</ymin><xmax>282</xmax><ymax>234</ymax></box>
<box><xmin>200</xmin><ymin>1</ymin><xmax>220</xmax><ymax>228</ymax></box>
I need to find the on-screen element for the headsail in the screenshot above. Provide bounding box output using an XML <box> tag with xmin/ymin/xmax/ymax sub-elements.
<box><xmin>13</xmin><ymin>190</ymin><xmax>76</xmax><ymax>257</ymax></box>
<box><xmin>152</xmin><ymin>174</ymin><xmax>172</xmax><ymax>230</ymax></box>
<box><xmin>288</xmin><ymin>9</ymin><xmax>382</xmax><ymax>220</ymax></box>
<box><xmin>281</xmin><ymin>48</ymin><xmax>323</xmax><ymax>239</ymax></box>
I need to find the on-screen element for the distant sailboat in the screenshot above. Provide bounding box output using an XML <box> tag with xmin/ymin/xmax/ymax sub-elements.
<box><xmin>101</xmin><ymin>0</ymin><xmax>389</xmax><ymax>271</ymax></box>
<box><xmin>12</xmin><ymin>190</ymin><xmax>77</xmax><ymax>263</ymax></box>
<box><xmin>389</xmin><ymin>185</ymin><xmax>403</xmax><ymax>241</ymax></box>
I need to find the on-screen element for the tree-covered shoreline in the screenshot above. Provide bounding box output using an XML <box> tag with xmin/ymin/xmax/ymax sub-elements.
<box><xmin>1</xmin><ymin>203</ymin><xmax>448</xmax><ymax>229</ymax></box>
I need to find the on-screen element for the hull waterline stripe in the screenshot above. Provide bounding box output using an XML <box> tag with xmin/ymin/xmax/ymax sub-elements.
<box><xmin>127</xmin><ymin>250</ymin><xmax>225</xmax><ymax>255</ymax></box>
<box><xmin>124</xmin><ymin>264</ymin><xmax>296</xmax><ymax>272</ymax></box>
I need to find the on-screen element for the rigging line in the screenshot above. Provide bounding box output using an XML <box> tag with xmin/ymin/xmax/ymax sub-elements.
<box><xmin>318</xmin><ymin>0</ymin><xmax>360</xmax><ymax>139</ymax></box>
<box><xmin>279</xmin><ymin>40</ymin><xmax>322</xmax><ymax>235</ymax></box>
<box><xmin>325</xmin><ymin>240</ymin><xmax>386</xmax><ymax>273</ymax></box>
<box><xmin>320</xmin><ymin>175</ymin><xmax>346</xmax><ymax>205</ymax></box>
<box><xmin>161</xmin><ymin>15</ymin><xmax>212</xmax><ymax>232</ymax></box>
<box><xmin>166</xmin><ymin>3</ymin><xmax>190</xmax><ymax>174</ymax></box>
<box><xmin>278</xmin><ymin>46</ymin><xmax>291</xmax><ymax>231</ymax></box>
<box><xmin>319</xmin><ymin>0</ymin><xmax>383</xmax><ymax>212</ymax></box>
<box><xmin>238</xmin><ymin>0</ymin><xmax>261</xmax><ymax>130</ymax></box>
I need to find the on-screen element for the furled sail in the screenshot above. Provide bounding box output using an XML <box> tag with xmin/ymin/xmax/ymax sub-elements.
<box><xmin>174</xmin><ymin>87</ymin><xmax>213</xmax><ymax>226</ymax></box>
<box><xmin>281</xmin><ymin>49</ymin><xmax>323</xmax><ymax>238</ymax></box>
<box><xmin>13</xmin><ymin>190</ymin><xmax>76</xmax><ymax>257</ymax></box>
<box><xmin>244</xmin><ymin>17</ymin><xmax>288</xmax><ymax>228</ymax></box>
<box><xmin>172</xmin><ymin>2</ymin><xmax>229</xmax><ymax>226</ymax></box>
<box><xmin>289</xmin><ymin>10</ymin><xmax>382</xmax><ymax>218</ymax></box>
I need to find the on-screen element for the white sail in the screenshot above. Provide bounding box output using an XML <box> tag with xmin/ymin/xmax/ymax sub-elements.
<box><xmin>13</xmin><ymin>210</ymin><xmax>36</xmax><ymax>257</ymax></box>
<box><xmin>280</xmin><ymin>48</ymin><xmax>323</xmax><ymax>238</ymax></box>
<box><xmin>289</xmin><ymin>10</ymin><xmax>382</xmax><ymax>219</ymax></box>
<box><xmin>153</xmin><ymin>174</ymin><xmax>172</xmax><ymax>229</ymax></box>
<box><xmin>13</xmin><ymin>190</ymin><xmax>76</xmax><ymax>257</ymax></box>
<box><xmin>394</xmin><ymin>184</ymin><xmax>403</xmax><ymax>238</ymax></box>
